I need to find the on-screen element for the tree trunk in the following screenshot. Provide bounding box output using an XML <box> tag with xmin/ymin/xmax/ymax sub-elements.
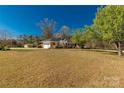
<box><xmin>113</xmin><ymin>42</ymin><xmax>118</xmax><ymax>50</ymax></box>
<box><xmin>118</xmin><ymin>42</ymin><xmax>122</xmax><ymax>56</ymax></box>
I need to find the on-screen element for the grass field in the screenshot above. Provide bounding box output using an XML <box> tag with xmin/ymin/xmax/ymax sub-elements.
<box><xmin>0</xmin><ymin>49</ymin><xmax>124</xmax><ymax>88</ymax></box>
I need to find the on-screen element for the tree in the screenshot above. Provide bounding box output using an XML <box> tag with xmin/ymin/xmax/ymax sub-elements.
<box><xmin>60</xmin><ymin>25</ymin><xmax>71</xmax><ymax>40</ymax></box>
<box><xmin>71</xmin><ymin>29</ymin><xmax>84</xmax><ymax>48</ymax></box>
<box><xmin>38</xmin><ymin>18</ymin><xmax>56</xmax><ymax>39</ymax></box>
<box><xmin>82</xmin><ymin>26</ymin><xmax>100</xmax><ymax>48</ymax></box>
<box><xmin>83</xmin><ymin>26</ymin><xmax>99</xmax><ymax>41</ymax></box>
<box><xmin>0</xmin><ymin>30</ymin><xmax>11</xmax><ymax>50</ymax></box>
<box><xmin>93</xmin><ymin>6</ymin><xmax>124</xmax><ymax>56</ymax></box>
<box><xmin>54</xmin><ymin>33</ymin><xmax>62</xmax><ymax>39</ymax></box>
<box><xmin>17</xmin><ymin>35</ymin><xmax>40</xmax><ymax>47</ymax></box>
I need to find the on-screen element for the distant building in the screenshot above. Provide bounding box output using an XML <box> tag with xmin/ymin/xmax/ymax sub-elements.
<box><xmin>41</xmin><ymin>38</ymin><xmax>71</xmax><ymax>49</ymax></box>
<box><xmin>42</xmin><ymin>41</ymin><xmax>56</xmax><ymax>49</ymax></box>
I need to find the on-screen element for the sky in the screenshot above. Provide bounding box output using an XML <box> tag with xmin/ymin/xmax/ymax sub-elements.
<box><xmin>0</xmin><ymin>5</ymin><xmax>100</xmax><ymax>38</ymax></box>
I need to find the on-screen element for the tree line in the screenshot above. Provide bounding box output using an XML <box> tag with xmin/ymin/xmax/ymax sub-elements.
<box><xmin>0</xmin><ymin>5</ymin><xmax>124</xmax><ymax>56</ymax></box>
<box><xmin>71</xmin><ymin>6</ymin><xmax>124</xmax><ymax>56</ymax></box>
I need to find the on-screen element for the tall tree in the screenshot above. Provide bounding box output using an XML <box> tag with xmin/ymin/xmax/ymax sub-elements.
<box><xmin>71</xmin><ymin>29</ymin><xmax>84</xmax><ymax>48</ymax></box>
<box><xmin>82</xmin><ymin>26</ymin><xmax>99</xmax><ymax>42</ymax></box>
<box><xmin>60</xmin><ymin>25</ymin><xmax>71</xmax><ymax>40</ymax></box>
<box><xmin>82</xmin><ymin>26</ymin><xmax>100</xmax><ymax>48</ymax></box>
<box><xmin>93</xmin><ymin>6</ymin><xmax>124</xmax><ymax>56</ymax></box>
<box><xmin>38</xmin><ymin>18</ymin><xmax>56</xmax><ymax>39</ymax></box>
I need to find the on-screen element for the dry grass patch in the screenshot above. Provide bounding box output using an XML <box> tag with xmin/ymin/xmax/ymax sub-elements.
<box><xmin>0</xmin><ymin>49</ymin><xmax>124</xmax><ymax>87</ymax></box>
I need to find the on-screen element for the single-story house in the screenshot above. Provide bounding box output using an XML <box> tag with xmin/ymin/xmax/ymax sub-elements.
<box><xmin>41</xmin><ymin>38</ymin><xmax>69</xmax><ymax>49</ymax></box>
<box><xmin>42</xmin><ymin>41</ymin><xmax>56</xmax><ymax>49</ymax></box>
